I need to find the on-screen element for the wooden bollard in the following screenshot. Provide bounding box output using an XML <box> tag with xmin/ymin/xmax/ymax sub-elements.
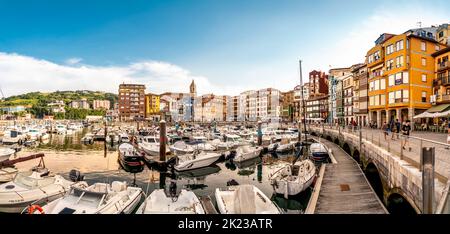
<box><xmin>159</xmin><ymin>119</ymin><xmax>167</xmax><ymax>161</ymax></box>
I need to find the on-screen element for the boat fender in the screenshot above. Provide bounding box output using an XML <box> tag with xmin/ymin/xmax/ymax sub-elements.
<box><xmin>28</xmin><ymin>205</ymin><xmax>44</xmax><ymax>214</ymax></box>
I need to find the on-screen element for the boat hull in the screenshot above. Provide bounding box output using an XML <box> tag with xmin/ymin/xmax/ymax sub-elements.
<box><xmin>175</xmin><ymin>154</ymin><xmax>221</xmax><ymax>171</ymax></box>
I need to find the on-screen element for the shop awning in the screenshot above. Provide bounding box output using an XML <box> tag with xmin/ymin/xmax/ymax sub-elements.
<box><xmin>427</xmin><ymin>104</ymin><xmax>450</xmax><ymax>113</ymax></box>
<box><xmin>413</xmin><ymin>104</ymin><xmax>450</xmax><ymax>119</ymax></box>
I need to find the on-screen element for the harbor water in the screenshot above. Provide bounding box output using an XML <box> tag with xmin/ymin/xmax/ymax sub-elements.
<box><xmin>7</xmin><ymin>127</ymin><xmax>313</xmax><ymax>214</ymax></box>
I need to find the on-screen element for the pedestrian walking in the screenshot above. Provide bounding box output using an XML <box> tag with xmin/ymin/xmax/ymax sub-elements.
<box><xmin>395</xmin><ymin>119</ymin><xmax>401</xmax><ymax>140</ymax></box>
<box><xmin>389</xmin><ymin>119</ymin><xmax>395</xmax><ymax>140</ymax></box>
<box><xmin>382</xmin><ymin>122</ymin><xmax>388</xmax><ymax>140</ymax></box>
<box><xmin>402</xmin><ymin>120</ymin><xmax>411</xmax><ymax>151</ymax></box>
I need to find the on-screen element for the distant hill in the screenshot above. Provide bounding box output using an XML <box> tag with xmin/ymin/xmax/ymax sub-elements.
<box><xmin>1</xmin><ymin>90</ymin><xmax>118</xmax><ymax>108</ymax></box>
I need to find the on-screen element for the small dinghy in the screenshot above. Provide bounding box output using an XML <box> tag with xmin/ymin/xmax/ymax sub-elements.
<box><xmin>170</xmin><ymin>141</ymin><xmax>194</xmax><ymax>155</ymax></box>
<box><xmin>174</xmin><ymin>150</ymin><xmax>222</xmax><ymax>171</ymax></box>
<box><xmin>0</xmin><ymin>147</ymin><xmax>16</xmax><ymax>163</ymax></box>
<box><xmin>0</xmin><ymin>171</ymin><xmax>77</xmax><ymax>213</ymax></box>
<box><xmin>137</xmin><ymin>189</ymin><xmax>205</xmax><ymax>214</ymax></box>
<box><xmin>309</xmin><ymin>143</ymin><xmax>329</xmax><ymax>162</ymax></box>
<box><xmin>233</xmin><ymin>145</ymin><xmax>262</xmax><ymax>163</ymax></box>
<box><xmin>269</xmin><ymin>159</ymin><xmax>316</xmax><ymax>198</ymax></box>
<box><xmin>38</xmin><ymin>181</ymin><xmax>143</xmax><ymax>214</ymax></box>
<box><xmin>215</xmin><ymin>185</ymin><xmax>281</xmax><ymax>214</ymax></box>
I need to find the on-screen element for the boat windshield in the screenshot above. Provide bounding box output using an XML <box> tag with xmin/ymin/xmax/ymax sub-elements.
<box><xmin>144</xmin><ymin>137</ymin><xmax>159</xmax><ymax>143</ymax></box>
<box><xmin>13</xmin><ymin>172</ymin><xmax>55</xmax><ymax>189</ymax></box>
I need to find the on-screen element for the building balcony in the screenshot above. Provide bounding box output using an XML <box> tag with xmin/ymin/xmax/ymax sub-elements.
<box><xmin>438</xmin><ymin>61</ymin><xmax>449</xmax><ymax>71</ymax></box>
<box><xmin>439</xmin><ymin>76</ymin><xmax>450</xmax><ymax>86</ymax></box>
<box><xmin>437</xmin><ymin>94</ymin><xmax>450</xmax><ymax>103</ymax></box>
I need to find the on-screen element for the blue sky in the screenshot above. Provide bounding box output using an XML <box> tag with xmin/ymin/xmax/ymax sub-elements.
<box><xmin>0</xmin><ymin>0</ymin><xmax>449</xmax><ymax>96</ymax></box>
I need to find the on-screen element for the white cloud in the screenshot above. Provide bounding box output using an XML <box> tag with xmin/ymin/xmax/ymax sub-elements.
<box><xmin>0</xmin><ymin>52</ymin><xmax>240</xmax><ymax>97</ymax></box>
<box><xmin>312</xmin><ymin>3</ymin><xmax>449</xmax><ymax>71</ymax></box>
<box><xmin>65</xmin><ymin>57</ymin><xmax>83</xmax><ymax>65</ymax></box>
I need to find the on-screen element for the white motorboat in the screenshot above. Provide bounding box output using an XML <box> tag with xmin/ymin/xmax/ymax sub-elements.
<box><xmin>39</xmin><ymin>181</ymin><xmax>143</xmax><ymax>214</ymax></box>
<box><xmin>2</xmin><ymin>130</ymin><xmax>27</xmax><ymax>145</ymax></box>
<box><xmin>0</xmin><ymin>167</ymin><xmax>18</xmax><ymax>183</ymax></box>
<box><xmin>26</xmin><ymin>129</ymin><xmax>42</xmax><ymax>141</ymax></box>
<box><xmin>190</xmin><ymin>136</ymin><xmax>216</xmax><ymax>151</ymax></box>
<box><xmin>0</xmin><ymin>147</ymin><xmax>16</xmax><ymax>162</ymax></box>
<box><xmin>81</xmin><ymin>133</ymin><xmax>94</xmax><ymax>144</ymax></box>
<box><xmin>215</xmin><ymin>185</ymin><xmax>281</xmax><ymax>214</ymax></box>
<box><xmin>0</xmin><ymin>171</ymin><xmax>76</xmax><ymax>213</ymax></box>
<box><xmin>210</xmin><ymin>139</ymin><xmax>233</xmax><ymax>150</ymax></box>
<box><xmin>170</xmin><ymin>141</ymin><xmax>194</xmax><ymax>155</ymax></box>
<box><xmin>106</xmin><ymin>133</ymin><xmax>119</xmax><ymax>144</ymax></box>
<box><xmin>40</xmin><ymin>133</ymin><xmax>50</xmax><ymax>141</ymax></box>
<box><xmin>138</xmin><ymin>136</ymin><xmax>170</xmax><ymax>156</ymax></box>
<box><xmin>233</xmin><ymin>145</ymin><xmax>262</xmax><ymax>163</ymax></box>
<box><xmin>0</xmin><ymin>167</ymin><xmax>49</xmax><ymax>184</ymax></box>
<box><xmin>137</xmin><ymin>189</ymin><xmax>205</xmax><ymax>214</ymax></box>
<box><xmin>174</xmin><ymin>151</ymin><xmax>222</xmax><ymax>171</ymax></box>
<box><xmin>55</xmin><ymin>124</ymin><xmax>67</xmax><ymax>135</ymax></box>
<box><xmin>119</xmin><ymin>133</ymin><xmax>130</xmax><ymax>143</ymax></box>
<box><xmin>275</xmin><ymin>139</ymin><xmax>295</xmax><ymax>153</ymax></box>
<box><xmin>269</xmin><ymin>159</ymin><xmax>316</xmax><ymax>198</ymax></box>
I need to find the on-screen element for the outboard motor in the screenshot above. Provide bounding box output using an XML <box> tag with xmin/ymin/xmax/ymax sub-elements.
<box><xmin>69</xmin><ymin>169</ymin><xmax>84</xmax><ymax>182</ymax></box>
<box><xmin>226</xmin><ymin>179</ymin><xmax>239</xmax><ymax>186</ymax></box>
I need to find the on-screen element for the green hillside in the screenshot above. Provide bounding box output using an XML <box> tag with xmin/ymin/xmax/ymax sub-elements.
<box><xmin>0</xmin><ymin>90</ymin><xmax>118</xmax><ymax>119</ymax></box>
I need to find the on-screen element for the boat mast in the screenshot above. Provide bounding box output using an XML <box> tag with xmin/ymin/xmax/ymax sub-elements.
<box><xmin>299</xmin><ymin>60</ymin><xmax>307</xmax><ymax>143</ymax></box>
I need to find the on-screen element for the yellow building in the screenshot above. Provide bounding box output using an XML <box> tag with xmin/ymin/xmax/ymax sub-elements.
<box><xmin>145</xmin><ymin>93</ymin><xmax>160</xmax><ymax>118</ymax></box>
<box><xmin>432</xmin><ymin>47</ymin><xmax>450</xmax><ymax>104</ymax></box>
<box><xmin>367</xmin><ymin>28</ymin><xmax>447</xmax><ymax>127</ymax></box>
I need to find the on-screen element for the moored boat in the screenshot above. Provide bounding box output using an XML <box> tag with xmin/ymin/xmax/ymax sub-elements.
<box><xmin>269</xmin><ymin>159</ymin><xmax>316</xmax><ymax>198</ymax></box>
<box><xmin>37</xmin><ymin>181</ymin><xmax>143</xmax><ymax>214</ymax></box>
<box><xmin>215</xmin><ymin>185</ymin><xmax>281</xmax><ymax>214</ymax></box>
<box><xmin>309</xmin><ymin>143</ymin><xmax>329</xmax><ymax>162</ymax></box>
<box><xmin>174</xmin><ymin>151</ymin><xmax>222</xmax><ymax>171</ymax></box>
<box><xmin>137</xmin><ymin>189</ymin><xmax>205</xmax><ymax>214</ymax></box>
<box><xmin>0</xmin><ymin>171</ymin><xmax>78</xmax><ymax>213</ymax></box>
<box><xmin>233</xmin><ymin>145</ymin><xmax>262</xmax><ymax>163</ymax></box>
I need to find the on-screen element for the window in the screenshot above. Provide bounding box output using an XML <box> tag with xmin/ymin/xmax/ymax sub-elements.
<box><xmin>369</xmin><ymin>81</ymin><xmax>374</xmax><ymax>91</ymax></box>
<box><xmin>380</xmin><ymin>79</ymin><xmax>386</xmax><ymax>89</ymax></box>
<box><xmin>395</xmin><ymin>73</ymin><xmax>402</xmax><ymax>85</ymax></box>
<box><xmin>380</xmin><ymin>95</ymin><xmax>385</xmax><ymax>105</ymax></box>
<box><xmin>403</xmin><ymin>72</ymin><xmax>409</xmax><ymax>83</ymax></box>
<box><xmin>374</xmin><ymin>80</ymin><xmax>380</xmax><ymax>90</ymax></box>
<box><xmin>422</xmin><ymin>74</ymin><xmax>427</xmax><ymax>82</ymax></box>
<box><xmin>421</xmin><ymin>41</ymin><xmax>426</xmax><ymax>51</ymax></box>
<box><xmin>403</xmin><ymin>90</ymin><xmax>409</xmax><ymax>102</ymax></box>
<box><xmin>389</xmin><ymin>75</ymin><xmax>395</xmax><ymax>86</ymax></box>
<box><xmin>389</xmin><ymin>92</ymin><xmax>395</xmax><ymax>104</ymax></box>
<box><xmin>386</xmin><ymin>44</ymin><xmax>394</xmax><ymax>55</ymax></box>
<box><xmin>396</xmin><ymin>40</ymin><xmax>404</xmax><ymax>51</ymax></box>
<box><xmin>421</xmin><ymin>58</ymin><xmax>426</xmax><ymax>66</ymax></box>
<box><xmin>422</xmin><ymin>91</ymin><xmax>427</xmax><ymax>102</ymax></box>
<box><xmin>374</xmin><ymin>95</ymin><xmax>379</xmax><ymax>105</ymax></box>
<box><xmin>396</xmin><ymin>56</ymin><xmax>404</xmax><ymax>67</ymax></box>
<box><xmin>386</xmin><ymin>59</ymin><xmax>394</xmax><ymax>70</ymax></box>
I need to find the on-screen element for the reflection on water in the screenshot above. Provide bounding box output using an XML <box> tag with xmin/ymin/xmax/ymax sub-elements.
<box><xmin>10</xmin><ymin>130</ymin><xmax>313</xmax><ymax>213</ymax></box>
